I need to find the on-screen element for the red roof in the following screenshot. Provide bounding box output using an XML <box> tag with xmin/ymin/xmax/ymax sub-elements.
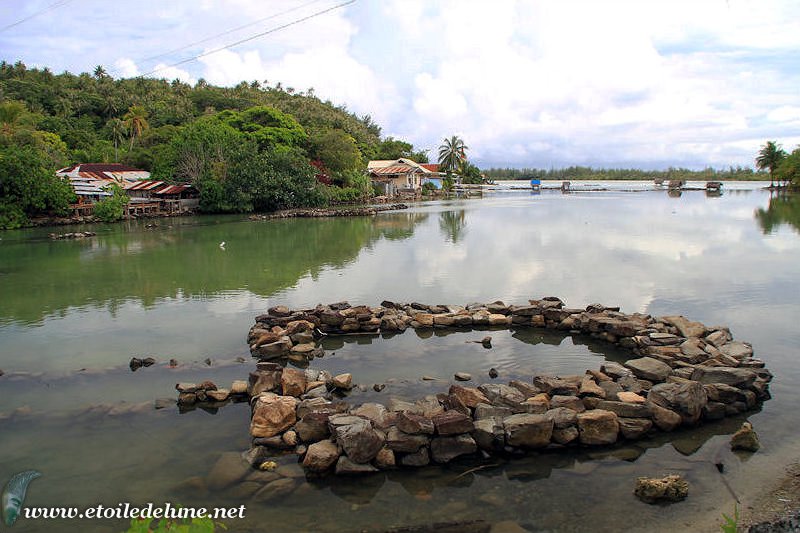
<box><xmin>421</xmin><ymin>164</ymin><xmax>440</xmax><ymax>172</ymax></box>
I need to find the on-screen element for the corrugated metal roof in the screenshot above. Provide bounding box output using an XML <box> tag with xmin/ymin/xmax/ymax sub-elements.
<box><xmin>128</xmin><ymin>180</ymin><xmax>165</xmax><ymax>191</ymax></box>
<box><xmin>421</xmin><ymin>164</ymin><xmax>440</xmax><ymax>172</ymax></box>
<box><xmin>155</xmin><ymin>184</ymin><xmax>194</xmax><ymax>195</ymax></box>
<box><xmin>370</xmin><ymin>165</ymin><xmax>420</xmax><ymax>176</ymax></box>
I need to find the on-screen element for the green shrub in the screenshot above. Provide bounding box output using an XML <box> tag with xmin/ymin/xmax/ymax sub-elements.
<box><xmin>93</xmin><ymin>185</ymin><xmax>129</xmax><ymax>222</ymax></box>
<box><xmin>327</xmin><ymin>186</ymin><xmax>365</xmax><ymax>204</ymax></box>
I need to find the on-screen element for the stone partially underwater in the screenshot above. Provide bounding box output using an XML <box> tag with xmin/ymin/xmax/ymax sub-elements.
<box><xmin>181</xmin><ymin>298</ymin><xmax>772</xmax><ymax>477</ymax></box>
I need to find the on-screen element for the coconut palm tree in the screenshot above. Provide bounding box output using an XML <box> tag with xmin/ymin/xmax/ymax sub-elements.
<box><xmin>123</xmin><ymin>105</ymin><xmax>149</xmax><ymax>151</ymax></box>
<box><xmin>756</xmin><ymin>141</ymin><xmax>787</xmax><ymax>188</ymax></box>
<box><xmin>438</xmin><ymin>135</ymin><xmax>468</xmax><ymax>174</ymax></box>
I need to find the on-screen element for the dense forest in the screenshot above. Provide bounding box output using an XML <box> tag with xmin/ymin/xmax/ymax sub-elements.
<box><xmin>483</xmin><ymin>166</ymin><xmax>767</xmax><ymax>182</ymax></box>
<box><xmin>0</xmin><ymin>60</ymin><xmax>429</xmax><ymax>228</ymax></box>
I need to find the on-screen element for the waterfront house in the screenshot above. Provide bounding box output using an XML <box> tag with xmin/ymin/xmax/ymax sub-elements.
<box><xmin>368</xmin><ymin>158</ymin><xmax>442</xmax><ymax>196</ymax></box>
<box><xmin>57</xmin><ymin>163</ymin><xmax>151</xmax><ymax>204</ymax></box>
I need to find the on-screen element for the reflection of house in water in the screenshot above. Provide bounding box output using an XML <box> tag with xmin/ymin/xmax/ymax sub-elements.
<box><xmin>56</xmin><ymin>163</ymin><xmax>199</xmax><ymax>216</ymax></box>
<box><xmin>371</xmin><ymin>212</ymin><xmax>430</xmax><ymax>241</ymax></box>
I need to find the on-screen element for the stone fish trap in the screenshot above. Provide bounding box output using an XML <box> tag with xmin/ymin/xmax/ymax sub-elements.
<box><xmin>185</xmin><ymin>298</ymin><xmax>773</xmax><ymax>476</ymax></box>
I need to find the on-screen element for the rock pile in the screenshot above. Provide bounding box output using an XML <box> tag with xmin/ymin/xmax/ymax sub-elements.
<box><xmin>221</xmin><ymin>299</ymin><xmax>775</xmax><ymax>475</ymax></box>
<box><xmin>48</xmin><ymin>231</ymin><xmax>96</xmax><ymax>239</ymax></box>
<box><xmin>248</xmin><ymin>204</ymin><xmax>409</xmax><ymax>221</ymax></box>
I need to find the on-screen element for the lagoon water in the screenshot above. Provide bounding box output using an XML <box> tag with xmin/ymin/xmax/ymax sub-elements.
<box><xmin>1</xmin><ymin>182</ymin><xmax>799</xmax><ymax>532</ymax></box>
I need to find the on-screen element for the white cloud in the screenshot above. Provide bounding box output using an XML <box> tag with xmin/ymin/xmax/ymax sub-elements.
<box><xmin>3</xmin><ymin>0</ymin><xmax>799</xmax><ymax>169</ymax></box>
<box><xmin>114</xmin><ymin>58</ymin><xmax>140</xmax><ymax>78</ymax></box>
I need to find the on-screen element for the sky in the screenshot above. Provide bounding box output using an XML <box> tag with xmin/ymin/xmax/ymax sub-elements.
<box><xmin>1</xmin><ymin>0</ymin><xmax>799</xmax><ymax>170</ymax></box>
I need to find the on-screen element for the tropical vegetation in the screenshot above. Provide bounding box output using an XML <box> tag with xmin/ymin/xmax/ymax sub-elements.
<box><xmin>755</xmin><ymin>140</ymin><xmax>787</xmax><ymax>187</ymax></box>
<box><xmin>437</xmin><ymin>135</ymin><xmax>483</xmax><ymax>185</ymax></box>
<box><xmin>0</xmin><ymin>60</ymin><xmax>430</xmax><ymax>227</ymax></box>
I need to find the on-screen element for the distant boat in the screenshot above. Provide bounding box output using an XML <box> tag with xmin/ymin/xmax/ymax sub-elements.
<box><xmin>530</xmin><ymin>178</ymin><xmax>541</xmax><ymax>191</ymax></box>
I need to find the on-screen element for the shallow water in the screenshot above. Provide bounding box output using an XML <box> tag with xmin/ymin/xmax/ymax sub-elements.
<box><xmin>1</xmin><ymin>183</ymin><xmax>799</xmax><ymax>532</ymax></box>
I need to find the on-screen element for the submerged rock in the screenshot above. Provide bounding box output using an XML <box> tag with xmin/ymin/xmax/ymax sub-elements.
<box><xmin>634</xmin><ymin>474</ymin><xmax>689</xmax><ymax>504</ymax></box>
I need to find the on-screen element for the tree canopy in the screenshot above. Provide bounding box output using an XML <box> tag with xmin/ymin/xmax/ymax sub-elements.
<box><xmin>0</xmin><ymin>60</ymin><xmax>432</xmax><ymax>226</ymax></box>
<box><xmin>438</xmin><ymin>135</ymin><xmax>467</xmax><ymax>174</ymax></box>
<box><xmin>756</xmin><ymin>140</ymin><xmax>787</xmax><ymax>187</ymax></box>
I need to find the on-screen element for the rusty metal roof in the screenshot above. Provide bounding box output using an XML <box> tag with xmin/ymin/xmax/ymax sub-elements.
<box><xmin>155</xmin><ymin>184</ymin><xmax>195</xmax><ymax>195</ymax></box>
<box><xmin>370</xmin><ymin>165</ymin><xmax>421</xmax><ymax>176</ymax></box>
<box><xmin>128</xmin><ymin>180</ymin><xmax>165</xmax><ymax>191</ymax></box>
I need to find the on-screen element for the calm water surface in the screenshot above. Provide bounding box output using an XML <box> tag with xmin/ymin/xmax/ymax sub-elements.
<box><xmin>1</xmin><ymin>182</ymin><xmax>799</xmax><ymax>532</ymax></box>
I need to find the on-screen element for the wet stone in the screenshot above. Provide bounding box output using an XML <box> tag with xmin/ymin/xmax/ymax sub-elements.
<box><xmin>396</xmin><ymin>412</ymin><xmax>435</xmax><ymax>435</ymax></box>
<box><xmin>432</xmin><ymin>411</ymin><xmax>474</xmax><ymax>436</ymax></box>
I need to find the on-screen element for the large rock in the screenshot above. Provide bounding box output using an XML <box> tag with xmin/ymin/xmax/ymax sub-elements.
<box><xmin>579</xmin><ymin>376</ymin><xmax>606</xmax><ymax>398</ymax></box>
<box><xmin>520</xmin><ymin>393</ymin><xmax>550</xmax><ymax>414</ymax></box>
<box><xmin>552</xmin><ymin>426</ymin><xmax>579</xmax><ymax>445</ymax></box>
<box><xmin>503</xmin><ymin>413</ymin><xmax>553</xmax><ymax>448</ymax></box>
<box><xmin>250</xmin><ymin>393</ymin><xmax>299</xmax><ymax>438</ymax></box>
<box><xmin>576</xmin><ymin>410</ymin><xmax>619</xmax><ymax>445</ymax></box>
<box><xmin>474</xmin><ymin>403</ymin><xmax>512</xmax><ymax>420</ymax></box>
<box><xmin>600</xmin><ymin>362</ymin><xmax>633</xmax><ymax>379</ymax></box>
<box><xmin>478</xmin><ymin>384</ymin><xmax>526</xmax><ymax>409</ymax></box>
<box><xmin>596</xmin><ymin>400</ymin><xmax>651</xmax><ymax>419</ymax></box>
<box><xmin>334</xmin><ymin>418</ymin><xmax>385</xmax><ymax>464</ymax></box>
<box><xmin>661</xmin><ymin>316</ymin><xmax>707</xmax><ymax>338</ymax></box>
<box><xmin>634</xmin><ymin>475</ymin><xmax>688</xmax><ymax>504</ymax></box>
<box><xmin>385</xmin><ymin>426</ymin><xmax>429</xmax><ymax>453</ymax></box>
<box><xmin>295</xmin><ymin>409</ymin><xmax>332</xmax><ymax>440</ymax></box>
<box><xmin>692</xmin><ymin>367</ymin><xmax>757</xmax><ymax>388</ymax></box>
<box><xmin>618</xmin><ymin>417</ymin><xmax>653</xmax><ymax>439</ymax></box>
<box><xmin>430</xmin><ymin>434</ymin><xmax>478</xmax><ymax>463</ymax></box>
<box><xmin>351</xmin><ymin>403</ymin><xmax>389</xmax><ymax>428</ymax></box>
<box><xmin>335</xmin><ymin>456</ymin><xmax>379</xmax><ymax>475</ymax></box>
<box><xmin>255</xmin><ymin>337</ymin><xmax>293</xmax><ymax>359</ymax></box>
<box><xmin>544</xmin><ymin>407</ymin><xmax>578</xmax><ymax>429</ymax></box>
<box><xmin>472</xmin><ymin>418</ymin><xmax>505</xmax><ymax>450</ymax></box>
<box><xmin>647</xmin><ymin>381</ymin><xmax>707</xmax><ymax>425</ymax></box>
<box><xmin>532</xmin><ymin>376</ymin><xmax>579</xmax><ymax>396</ymax></box>
<box><xmin>396</xmin><ymin>412</ymin><xmax>435</xmax><ymax>435</ymax></box>
<box><xmin>331</xmin><ymin>373</ymin><xmax>353</xmax><ymax>390</ymax></box>
<box><xmin>248</xmin><ymin>368</ymin><xmax>282</xmax><ymax>396</ymax></box>
<box><xmin>719</xmin><ymin>342</ymin><xmax>753</xmax><ymax>360</ymax></box>
<box><xmin>399</xmin><ymin>447</ymin><xmax>430</xmax><ymax>467</ymax></box>
<box><xmin>302</xmin><ymin>440</ymin><xmax>341</xmax><ymax>472</ymax></box>
<box><xmin>207</xmin><ymin>452</ymin><xmax>251</xmax><ymax>490</ymax></box>
<box><xmin>648</xmin><ymin>402</ymin><xmax>682</xmax><ymax>431</ymax></box>
<box><xmin>281</xmin><ymin>368</ymin><xmax>307</xmax><ymax>397</ymax></box>
<box><xmin>624</xmin><ymin>357</ymin><xmax>672</xmax><ymax>382</ymax></box>
<box><xmin>449</xmin><ymin>384</ymin><xmax>490</xmax><ymax>408</ymax></box>
<box><xmin>253</xmin><ymin>478</ymin><xmax>296</xmax><ymax>501</ymax></box>
<box><xmin>549</xmin><ymin>395</ymin><xmax>585</xmax><ymax>413</ymax></box>
<box><xmin>432</xmin><ymin>411</ymin><xmax>474</xmax><ymax>435</ymax></box>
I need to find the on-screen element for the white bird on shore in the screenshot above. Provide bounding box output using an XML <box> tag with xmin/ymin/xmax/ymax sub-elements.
<box><xmin>219</xmin><ymin>241</ymin><xmax>226</xmax><ymax>250</ymax></box>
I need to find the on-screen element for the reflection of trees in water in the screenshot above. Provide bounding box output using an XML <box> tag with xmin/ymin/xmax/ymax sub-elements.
<box><xmin>373</xmin><ymin>213</ymin><xmax>429</xmax><ymax>241</ymax></box>
<box><xmin>755</xmin><ymin>192</ymin><xmax>800</xmax><ymax>234</ymax></box>
<box><xmin>0</xmin><ymin>213</ymin><xmax>429</xmax><ymax>324</ymax></box>
<box><xmin>438</xmin><ymin>210</ymin><xmax>467</xmax><ymax>243</ymax></box>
